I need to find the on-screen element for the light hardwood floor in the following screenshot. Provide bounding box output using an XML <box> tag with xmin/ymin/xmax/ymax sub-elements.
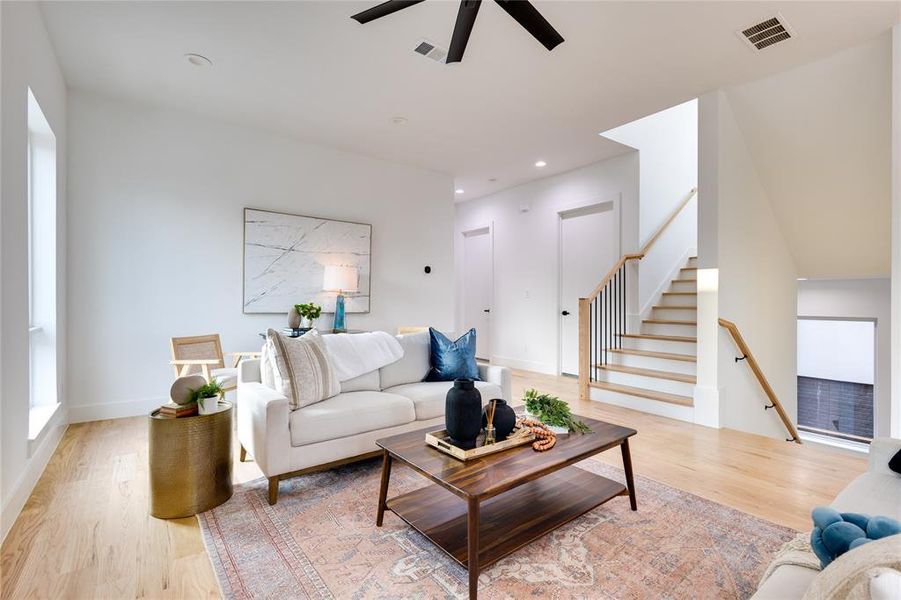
<box><xmin>1</xmin><ymin>370</ymin><xmax>867</xmax><ymax>599</ymax></box>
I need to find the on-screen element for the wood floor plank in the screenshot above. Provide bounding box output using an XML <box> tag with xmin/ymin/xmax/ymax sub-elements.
<box><xmin>0</xmin><ymin>371</ymin><xmax>867</xmax><ymax>598</ymax></box>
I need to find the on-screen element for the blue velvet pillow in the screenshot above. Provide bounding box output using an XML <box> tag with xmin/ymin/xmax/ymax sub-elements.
<box><xmin>424</xmin><ymin>328</ymin><xmax>481</xmax><ymax>382</ymax></box>
<box><xmin>810</xmin><ymin>506</ymin><xmax>901</xmax><ymax>568</ymax></box>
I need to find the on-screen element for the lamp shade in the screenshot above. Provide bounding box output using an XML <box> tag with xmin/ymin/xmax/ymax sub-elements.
<box><xmin>323</xmin><ymin>265</ymin><xmax>358</xmax><ymax>293</ymax></box>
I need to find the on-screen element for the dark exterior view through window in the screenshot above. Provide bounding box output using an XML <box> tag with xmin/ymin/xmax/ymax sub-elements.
<box><xmin>797</xmin><ymin>318</ymin><xmax>875</xmax><ymax>441</ymax></box>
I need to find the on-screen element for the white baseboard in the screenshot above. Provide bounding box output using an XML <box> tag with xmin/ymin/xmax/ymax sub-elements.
<box><xmin>1</xmin><ymin>406</ymin><xmax>68</xmax><ymax>543</ymax></box>
<box><xmin>68</xmin><ymin>395</ymin><xmax>168</xmax><ymax>423</ymax></box>
<box><xmin>491</xmin><ymin>355</ymin><xmax>557</xmax><ymax>375</ymax></box>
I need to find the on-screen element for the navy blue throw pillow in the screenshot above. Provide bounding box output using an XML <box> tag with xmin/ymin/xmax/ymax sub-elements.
<box><xmin>424</xmin><ymin>328</ymin><xmax>481</xmax><ymax>382</ymax></box>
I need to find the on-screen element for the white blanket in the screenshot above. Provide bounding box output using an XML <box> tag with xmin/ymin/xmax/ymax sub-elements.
<box><xmin>323</xmin><ymin>331</ymin><xmax>404</xmax><ymax>382</ymax></box>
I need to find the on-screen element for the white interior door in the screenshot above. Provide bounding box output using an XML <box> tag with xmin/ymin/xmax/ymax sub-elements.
<box><xmin>463</xmin><ymin>228</ymin><xmax>492</xmax><ymax>360</ymax></box>
<box><xmin>560</xmin><ymin>205</ymin><xmax>618</xmax><ymax>375</ymax></box>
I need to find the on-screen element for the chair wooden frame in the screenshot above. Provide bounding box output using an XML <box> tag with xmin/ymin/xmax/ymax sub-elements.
<box><xmin>169</xmin><ymin>334</ymin><xmax>260</xmax><ymax>392</ymax></box>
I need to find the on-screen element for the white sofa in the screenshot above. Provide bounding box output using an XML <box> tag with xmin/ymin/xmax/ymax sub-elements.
<box><xmin>752</xmin><ymin>437</ymin><xmax>901</xmax><ymax>599</ymax></box>
<box><xmin>237</xmin><ymin>330</ymin><xmax>512</xmax><ymax>504</ymax></box>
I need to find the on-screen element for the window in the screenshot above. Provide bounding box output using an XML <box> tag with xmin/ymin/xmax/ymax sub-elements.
<box><xmin>797</xmin><ymin>318</ymin><xmax>875</xmax><ymax>442</ymax></box>
<box><xmin>27</xmin><ymin>88</ymin><xmax>58</xmax><ymax>429</ymax></box>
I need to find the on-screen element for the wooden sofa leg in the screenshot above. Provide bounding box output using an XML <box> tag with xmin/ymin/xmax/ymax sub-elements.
<box><xmin>268</xmin><ymin>477</ymin><xmax>279</xmax><ymax>505</ymax></box>
<box><xmin>239</xmin><ymin>444</ymin><xmax>247</xmax><ymax>462</ymax></box>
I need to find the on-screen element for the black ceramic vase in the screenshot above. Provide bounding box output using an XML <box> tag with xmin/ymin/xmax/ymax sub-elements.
<box><xmin>482</xmin><ymin>399</ymin><xmax>517</xmax><ymax>441</ymax></box>
<box><xmin>445</xmin><ymin>378</ymin><xmax>483</xmax><ymax>450</ymax></box>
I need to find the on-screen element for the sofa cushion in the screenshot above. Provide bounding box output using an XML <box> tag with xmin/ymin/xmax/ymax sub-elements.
<box><xmin>340</xmin><ymin>369</ymin><xmax>380</xmax><ymax>392</ymax></box>
<box><xmin>832</xmin><ymin>472</ymin><xmax>901</xmax><ymax>521</ymax></box>
<box><xmin>752</xmin><ymin>564</ymin><xmax>819</xmax><ymax>600</ymax></box>
<box><xmin>379</xmin><ymin>330</ymin><xmax>431</xmax><ymax>389</ymax></box>
<box><xmin>383</xmin><ymin>380</ymin><xmax>503</xmax><ymax>421</ymax></box>
<box><xmin>289</xmin><ymin>391</ymin><xmax>415</xmax><ymax>447</ymax></box>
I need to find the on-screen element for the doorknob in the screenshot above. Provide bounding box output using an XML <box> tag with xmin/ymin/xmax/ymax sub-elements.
<box><xmin>561</xmin><ymin>310</ymin><xmax>570</xmax><ymax>316</ymax></box>
<box><xmin>483</xmin><ymin>309</ymin><xmax>490</xmax><ymax>313</ymax></box>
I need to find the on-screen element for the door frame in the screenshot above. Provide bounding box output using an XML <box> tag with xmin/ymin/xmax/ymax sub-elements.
<box><xmin>460</xmin><ymin>223</ymin><xmax>494</xmax><ymax>361</ymax></box>
<box><xmin>556</xmin><ymin>194</ymin><xmax>622</xmax><ymax>376</ymax></box>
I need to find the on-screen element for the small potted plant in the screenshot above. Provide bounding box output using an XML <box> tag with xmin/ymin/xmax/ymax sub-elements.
<box><xmin>191</xmin><ymin>379</ymin><xmax>224</xmax><ymax>415</ymax></box>
<box><xmin>294</xmin><ymin>302</ymin><xmax>322</xmax><ymax>330</ymax></box>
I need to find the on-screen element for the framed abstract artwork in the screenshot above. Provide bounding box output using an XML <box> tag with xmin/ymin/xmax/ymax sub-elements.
<box><xmin>243</xmin><ymin>208</ymin><xmax>371</xmax><ymax>314</ymax></box>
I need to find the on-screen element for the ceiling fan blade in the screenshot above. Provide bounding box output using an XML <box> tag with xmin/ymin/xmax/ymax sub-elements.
<box><xmin>350</xmin><ymin>0</ymin><xmax>426</xmax><ymax>24</ymax></box>
<box><xmin>493</xmin><ymin>0</ymin><xmax>563</xmax><ymax>51</ymax></box>
<box><xmin>446</xmin><ymin>0</ymin><xmax>482</xmax><ymax>64</ymax></box>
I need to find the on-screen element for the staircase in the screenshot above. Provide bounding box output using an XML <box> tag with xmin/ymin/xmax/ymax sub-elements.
<box><xmin>591</xmin><ymin>256</ymin><xmax>698</xmax><ymax>417</ymax></box>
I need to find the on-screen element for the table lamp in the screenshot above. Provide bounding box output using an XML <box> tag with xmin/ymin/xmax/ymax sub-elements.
<box><xmin>323</xmin><ymin>265</ymin><xmax>358</xmax><ymax>333</ymax></box>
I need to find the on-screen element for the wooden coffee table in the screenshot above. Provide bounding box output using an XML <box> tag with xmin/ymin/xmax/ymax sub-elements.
<box><xmin>375</xmin><ymin>415</ymin><xmax>637</xmax><ymax>599</ymax></box>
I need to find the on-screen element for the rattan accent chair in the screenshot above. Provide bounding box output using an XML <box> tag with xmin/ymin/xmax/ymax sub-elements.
<box><xmin>169</xmin><ymin>334</ymin><xmax>259</xmax><ymax>392</ymax></box>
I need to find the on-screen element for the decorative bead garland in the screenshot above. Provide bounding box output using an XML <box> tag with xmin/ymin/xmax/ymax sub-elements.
<box><xmin>516</xmin><ymin>417</ymin><xmax>557</xmax><ymax>451</ymax></box>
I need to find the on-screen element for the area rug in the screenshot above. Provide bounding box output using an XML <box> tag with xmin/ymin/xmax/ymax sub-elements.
<box><xmin>199</xmin><ymin>458</ymin><xmax>795</xmax><ymax>599</ymax></box>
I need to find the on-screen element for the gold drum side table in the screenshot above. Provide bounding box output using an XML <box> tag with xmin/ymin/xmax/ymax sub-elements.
<box><xmin>149</xmin><ymin>401</ymin><xmax>234</xmax><ymax>518</ymax></box>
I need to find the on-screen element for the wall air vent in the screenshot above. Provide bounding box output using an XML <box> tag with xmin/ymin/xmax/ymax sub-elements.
<box><xmin>738</xmin><ymin>15</ymin><xmax>794</xmax><ymax>51</ymax></box>
<box><xmin>413</xmin><ymin>39</ymin><xmax>447</xmax><ymax>63</ymax></box>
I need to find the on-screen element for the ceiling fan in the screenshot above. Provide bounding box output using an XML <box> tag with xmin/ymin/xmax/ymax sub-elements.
<box><xmin>350</xmin><ymin>0</ymin><xmax>564</xmax><ymax>64</ymax></box>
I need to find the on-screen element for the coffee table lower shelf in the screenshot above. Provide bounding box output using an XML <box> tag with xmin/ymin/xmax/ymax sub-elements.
<box><xmin>385</xmin><ymin>465</ymin><xmax>626</xmax><ymax>570</ymax></box>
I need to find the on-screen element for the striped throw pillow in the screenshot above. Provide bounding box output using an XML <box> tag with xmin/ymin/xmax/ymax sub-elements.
<box><xmin>266</xmin><ymin>328</ymin><xmax>340</xmax><ymax>409</ymax></box>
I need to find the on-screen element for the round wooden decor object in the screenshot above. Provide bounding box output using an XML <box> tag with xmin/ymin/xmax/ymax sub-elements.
<box><xmin>170</xmin><ymin>374</ymin><xmax>206</xmax><ymax>405</ymax></box>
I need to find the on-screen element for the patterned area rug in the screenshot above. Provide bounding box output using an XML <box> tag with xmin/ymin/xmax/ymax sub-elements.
<box><xmin>199</xmin><ymin>458</ymin><xmax>795</xmax><ymax>599</ymax></box>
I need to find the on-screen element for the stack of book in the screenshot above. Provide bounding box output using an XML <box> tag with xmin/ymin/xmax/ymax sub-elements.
<box><xmin>282</xmin><ymin>327</ymin><xmax>311</xmax><ymax>338</ymax></box>
<box><xmin>158</xmin><ymin>401</ymin><xmax>198</xmax><ymax>418</ymax></box>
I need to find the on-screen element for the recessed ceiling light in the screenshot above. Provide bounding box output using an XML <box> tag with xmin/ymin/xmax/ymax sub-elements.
<box><xmin>534</xmin><ymin>160</ymin><xmax>547</xmax><ymax>168</ymax></box>
<box><xmin>455</xmin><ymin>189</ymin><xmax>464</xmax><ymax>194</ymax></box>
<box><xmin>391</xmin><ymin>116</ymin><xmax>408</xmax><ymax>125</ymax></box>
<box><xmin>185</xmin><ymin>53</ymin><xmax>212</xmax><ymax>67</ymax></box>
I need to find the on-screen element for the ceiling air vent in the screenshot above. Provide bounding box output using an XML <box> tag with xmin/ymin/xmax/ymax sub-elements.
<box><xmin>738</xmin><ymin>15</ymin><xmax>794</xmax><ymax>51</ymax></box>
<box><xmin>413</xmin><ymin>39</ymin><xmax>447</xmax><ymax>64</ymax></box>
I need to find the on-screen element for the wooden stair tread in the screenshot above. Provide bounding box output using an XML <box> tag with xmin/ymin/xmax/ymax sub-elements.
<box><xmin>590</xmin><ymin>381</ymin><xmax>694</xmax><ymax>407</ymax></box>
<box><xmin>672</xmin><ymin>278</ymin><xmax>697</xmax><ymax>283</ymax></box>
<box><xmin>662</xmin><ymin>291</ymin><xmax>697</xmax><ymax>296</ymax></box>
<box><xmin>643</xmin><ymin>319</ymin><xmax>697</xmax><ymax>325</ymax></box>
<box><xmin>597</xmin><ymin>364</ymin><xmax>696</xmax><ymax>384</ymax></box>
<box><xmin>620</xmin><ymin>333</ymin><xmax>697</xmax><ymax>342</ymax></box>
<box><xmin>608</xmin><ymin>348</ymin><xmax>697</xmax><ymax>362</ymax></box>
<box><xmin>652</xmin><ymin>305</ymin><xmax>696</xmax><ymax>310</ymax></box>
<box><xmin>680</xmin><ymin>267</ymin><xmax>697</xmax><ymax>271</ymax></box>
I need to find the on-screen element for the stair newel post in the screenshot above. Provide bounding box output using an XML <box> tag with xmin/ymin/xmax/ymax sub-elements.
<box><xmin>578</xmin><ymin>297</ymin><xmax>591</xmax><ymax>400</ymax></box>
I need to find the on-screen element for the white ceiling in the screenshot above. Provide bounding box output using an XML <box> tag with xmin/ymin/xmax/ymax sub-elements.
<box><xmin>40</xmin><ymin>1</ymin><xmax>900</xmax><ymax>200</ymax></box>
<box><xmin>726</xmin><ymin>33</ymin><xmax>892</xmax><ymax>278</ymax></box>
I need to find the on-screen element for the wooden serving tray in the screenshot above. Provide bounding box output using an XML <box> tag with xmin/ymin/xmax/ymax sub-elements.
<box><xmin>425</xmin><ymin>426</ymin><xmax>534</xmax><ymax>461</ymax></box>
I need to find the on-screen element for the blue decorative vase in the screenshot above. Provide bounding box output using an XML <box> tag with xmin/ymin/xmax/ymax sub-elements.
<box><xmin>333</xmin><ymin>294</ymin><xmax>347</xmax><ymax>333</ymax></box>
<box><xmin>445</xmin><ymin>379</ymin><xmax>482</xmax><ymax>449</ymax></box>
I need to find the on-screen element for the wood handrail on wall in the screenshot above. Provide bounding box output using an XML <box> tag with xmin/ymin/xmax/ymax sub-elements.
<box><xmin>718</xmin><ymin>318</ymin><xmax>802</xmax><ymax>444</ymax></box>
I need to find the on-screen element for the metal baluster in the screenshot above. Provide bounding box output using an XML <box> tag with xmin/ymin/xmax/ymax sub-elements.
<box><xmin>589</xmin><ymin>297</ymin><xmax>594</xmax><ymax>381</ymax></box>
<box><xmin>620</xmin><ymin>265</ymin><xmax>625</xmax><ymax>348</ymax></box>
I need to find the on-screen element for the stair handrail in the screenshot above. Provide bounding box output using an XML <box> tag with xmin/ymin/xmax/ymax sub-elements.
<box><xmin>718</xmin><ymin>318</ymin><xmax>802</xmax><ymax>444</ymax></box>
<box><xmin>584</xmin><ymin>187</ymin><xmax>698</xmax><ymax>302</ymax></box>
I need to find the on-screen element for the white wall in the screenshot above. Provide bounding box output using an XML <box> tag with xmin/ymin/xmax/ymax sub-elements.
<box><xmin>892</xmin><ymin>24</ymin><xmax>901</xmax><ymax>438</ymax></box>
<box><xmin>66</xmin><ymin>91</ymin><xmax>455</xmax><ymax>422</ymax></box>
<box><xmin>601</xmin><ymin>99</ymin><xmax>698</xmax><ymax>316</ymax></box>
<box><xmin>0</xmin><ymin>2</ymin><xmax>68</xmax><ymax>540</ymax></box>
<box><xmin>701</xmin><ymin>91</ymin><xmax>799</xmax><ymax>441</ymax></box>
<box><xmin>799</xmin><ymin>279</ymin><xmax>892</xmax><ymax>437</ymax></box>
<box><xmin>454</xmin><ymin>153</ymin><xmax>639</xmax><ymax>374</ymax></box>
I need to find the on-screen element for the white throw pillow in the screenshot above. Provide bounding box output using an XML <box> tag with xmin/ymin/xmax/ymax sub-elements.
<box><xmin>266</xmin><ymin>328</ymin><xmax>341</xmax><ymax>409</ymax></box>
<box><xmin>379</xmin><ymin>330</ymin><xmax>431</xmax><ymax>389</ymax></box>
<box><xmin>260</xmin><ymin>337</ymin><xmax>277</xmax><ymax>389</ymax></box>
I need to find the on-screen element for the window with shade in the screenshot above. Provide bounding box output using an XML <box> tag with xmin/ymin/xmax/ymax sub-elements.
<box><xmin>797</xmin><ymin>317</ymin><xmax>875</xmax><ymax>442</ymax></box>
<box><xmin>27</xmin><ymin>88</ymin><xmax>59</xmax><ymax>427</ymax></box>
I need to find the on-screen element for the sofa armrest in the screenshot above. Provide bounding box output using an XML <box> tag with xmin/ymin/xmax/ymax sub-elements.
<box><xmin>479</xmin><ymin>363</ymin><xmax>512</xmax><ymax>403</ymax></box>
<box><xmin>868</xmin><ymin>437</ymin><xmax>901</xmax><ymax>476</ymax></box>
<box><xmin>237</xmin><ymin>381</ymin><xmax>290</xmax><ymax>477</ymax></box>
<box><xmin>239</xmin><ymin>358</ymin><xmax>262</xmax><ymax>384</ymax></box>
